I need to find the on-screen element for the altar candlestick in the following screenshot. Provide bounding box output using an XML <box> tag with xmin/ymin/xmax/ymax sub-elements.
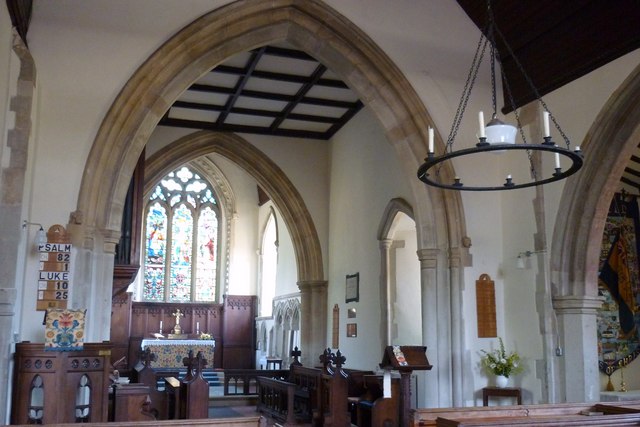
<box><xmin>159</xmin><ymin>320</ymin><xmax>163</xmax><ymax>332</ymax></box>
<box><xmin>196</xmin><ymin>322</ymin><xmax>200</xmax><ymax>333</ymax></box>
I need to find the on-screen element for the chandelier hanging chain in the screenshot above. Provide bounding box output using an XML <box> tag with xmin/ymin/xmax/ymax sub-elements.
<box><xmin>445</xmin><ymin>29</ymin><xmax>489</xmax><ymax>152</ymax></box>
<box><xmin>491</xmin><ymin>21</ymin><xmax>571</xmax><ymax>149</ymax></box>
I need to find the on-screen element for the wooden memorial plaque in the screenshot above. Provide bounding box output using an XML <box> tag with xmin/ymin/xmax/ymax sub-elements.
<box><xmin>476</xmin><ymin>273</ymin><xmax>497</xmax><ymax>338</ymax></box>
<box><xmin>380</xmin><ymin>345</ymin><xmax>432</xmax><ymax>372</ymax></box>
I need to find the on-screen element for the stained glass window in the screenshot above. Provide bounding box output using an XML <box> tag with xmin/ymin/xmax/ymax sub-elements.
<box><xmin>143</xmin><ymin>165</ymin><xmax>220</xmax><ymax>302</ymax></box>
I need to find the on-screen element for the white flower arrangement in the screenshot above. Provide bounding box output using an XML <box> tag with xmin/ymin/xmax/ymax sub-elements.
<box><xmin>480</xmin><ymin>337</ymin><xmax>523</xmax><ymax>378</ymax></box>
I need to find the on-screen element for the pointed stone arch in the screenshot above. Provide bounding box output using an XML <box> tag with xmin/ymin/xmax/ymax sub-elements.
<box><xmin>74</xmin><ymin>0</ymin><xmax>468</xmax><ymax>399</ymax></box>
<box><xmin>377</xmin><ymin>198</ymin><xmax>416</xmax><ymax>346</ymax></box>
<box><xmin>552</xmin><ymin>63</ymin><xmax>640</xmax><ymax>401</ymax></box>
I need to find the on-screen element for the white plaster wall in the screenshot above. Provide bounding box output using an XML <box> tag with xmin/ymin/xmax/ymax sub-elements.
<box><xmin>328</xmin><ymin>108</ymin><xmax>415</xmax><ymax>372</ymax></box>
<box><xmin>245</xmin><ymin>133</ymin><xmax>330</xmax><ymax>278</ymax></box>
<box><xmin>208</xmin><ymin>154</ymin><xmax>259</xmax><ymax>296</ymax></box>
<box><xmin>393</xmin><ymin>227</ymin><xmax>422</xmax><ymax>346</ymax></box>
<box><xmin>258</xmin><ymin>200</ymin><xmax>298</xmax><ymax>298</ymax></box>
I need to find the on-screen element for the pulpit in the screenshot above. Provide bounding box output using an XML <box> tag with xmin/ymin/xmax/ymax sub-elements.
<box><xmin>141</xmin><ymin>339</ymin><xmax>215</xmax><ymax>369</ymax></box>
<box><xmin>380</xmin><ymin>346</ymin><xmax>432</xmax><ymax>427</ymax></box>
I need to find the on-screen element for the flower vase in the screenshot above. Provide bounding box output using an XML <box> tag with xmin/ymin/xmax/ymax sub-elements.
<box><xmin>494</xmin><ymin>375</ymin><xmax>509</xmax><ymax>388</ymax></box>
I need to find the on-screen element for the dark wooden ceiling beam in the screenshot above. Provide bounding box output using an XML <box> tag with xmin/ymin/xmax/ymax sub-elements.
<box><xmin>212</xmin><ymin>65</ymin><xmax>349</xmax><ymax>89</ymax></box>
<box><xmin>270</xmin><ymin>63</ymin><xmax>328</xmax><ymax>132</ymax></box>
<box><xmin>159</xmin><ymin>117</ymin><xmax>330</xmax><ymax>140</ymax></box>
<box><xmin>216</xmin><ymin>46</ymin><xmax>266</xmax><ymax>126</ymax></box>
<box><xmin>172</xmin><ymin>100</ymin><xmax>341</xmax><ymax>124</ymax></box>
<box><xmin>456</xmin><ymin>0</ymin><xmax>640</xmax><ymax>112</ymax></box>
<box><xmin>188</xmin><ymin>83</ymin><xmax>359</xmax><ymax>108</ymax></box>
<box><xmin>6</xmin><ymin>0</ymin><xmax>32</xmax><ymax>46</ymax></box>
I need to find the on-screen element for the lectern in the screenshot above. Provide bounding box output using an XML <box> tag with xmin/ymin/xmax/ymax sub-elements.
<box><xmin>380</xmin><ymin>346</ymin><xmax>432</xmax><ymax>427</ymax></box>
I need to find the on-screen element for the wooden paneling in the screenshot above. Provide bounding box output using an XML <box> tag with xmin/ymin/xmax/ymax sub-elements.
<box><xmin>124</xmin><ymin>297</ymin><xmax>256</xmax><ymax>370</ymax></box>
<box><xmin>222</xmin><ymin>295</ymin><xmax>257</xmax><ymax>369</ymax></box>
<box><xmin>12</xmin><ymin>342</ymin><xmax>112</xmax><ymax>424</ymax></box>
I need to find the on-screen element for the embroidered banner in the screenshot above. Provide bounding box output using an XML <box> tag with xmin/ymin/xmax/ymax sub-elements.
<box><xmin>598</xmin><ymin>193</ymin><xmax>640</xmax><ymax>374</ymax></box>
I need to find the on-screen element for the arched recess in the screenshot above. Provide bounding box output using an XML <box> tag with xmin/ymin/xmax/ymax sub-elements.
<box><xmin>377</xmin><ymin>198</ymin><xmax>415</xmax><ymax>346</ymax></box>
<box><xmin>552</xmin><ymin>64</ymin><xmax>640</xmax><ymax>402</ymax></box>
<box><xmin>73</xmin><ymin>0</ymin><xmax>468</xmax><ymax>400</ymax></box>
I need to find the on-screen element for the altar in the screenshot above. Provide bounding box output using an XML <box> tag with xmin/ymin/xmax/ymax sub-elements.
<box><xmin>141</xmin><ymin>339</ymin><xmax>216</xmax><ymax>369</ymax></box>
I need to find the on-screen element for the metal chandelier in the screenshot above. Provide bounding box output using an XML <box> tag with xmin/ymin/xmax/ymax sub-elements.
<box><xmin>417</xmin><ymin>1</ymin><xmax>583</xmax><ymax>191</ymax></box>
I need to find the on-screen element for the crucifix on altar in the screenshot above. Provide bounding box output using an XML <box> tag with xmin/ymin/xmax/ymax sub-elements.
<box><xmin>172</xmin><ymin>309</ymin><xmax>184</xmax><ymax>335</ymax></box>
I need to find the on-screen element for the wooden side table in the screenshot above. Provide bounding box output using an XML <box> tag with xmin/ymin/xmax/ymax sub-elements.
<box><xmin>266</xmin><ymin>358</ymin><xmax>283</xmax><ymax>369</ymax></box>
<box><xmin>482</xmin><ymin>386</ymin><xmax>522</xmax><ymax>406</ymax></box>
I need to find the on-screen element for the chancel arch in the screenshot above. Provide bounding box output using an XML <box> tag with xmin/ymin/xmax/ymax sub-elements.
<box><xmin>73</xmin><ymin>0</ymin><xmax>468</xmax><ymax>397</ymax></box>
<box><xmin>552</xmin><ymin>63</ymin><xmax>640</xmax><ymax>402</ymax></box>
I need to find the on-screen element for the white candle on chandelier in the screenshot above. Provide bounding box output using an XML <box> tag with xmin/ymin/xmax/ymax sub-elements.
<box><xmin>543</xmin><ymin>111</ymin><xmax>550</xmax><ymax>137</ymax></box>
<box><xmin>554</xmin><ymin>152</ymin><xmax>561</xmax><ymax>169</ymax></box>
<box><xmin>428</xmin><ymin>127</ymin><xmax>434</xmax><ymax>153</ymax></box>
<box><xmin>478</xmin><ymin>111</ymin><xmax>486</xmax><ymax>138</ymax></box>
<box><xmin>507</xmin><ymin>174</ymin><xmax>512</xmax><ymax>180</ymax></box>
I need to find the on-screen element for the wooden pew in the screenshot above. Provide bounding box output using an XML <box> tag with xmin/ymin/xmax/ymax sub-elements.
<box><xmin>355</xmin><ymin>374</ymin><xmax>400</xmax><ymax>427</ymax></box>
<box><xmin>110</xmin><ymin>383</ymin><xmax>157</xmax><ymax>422</ymax></box>
<box><xmin>128</xmin><ymin>347</ymin><xmax>178</xmax><ymax>419</ymax></box>
<box><xmin>412</xmin><ymin>401</ymin><xmax>640</xmax><ymax>427</ymax></box>
<box><xmin>13</xmin><ymin>417</ymin><xmax>267</xmax><ymax>427</ymax></box>
<box><xmin>179</xmin><ymin>350</ymin><xmax>210</xmax><ymax>419</ymax></box>
<box><xmin>255</xmin><ymin>348</ymin><xmax>372</xmax><ymax>426</ymax></box>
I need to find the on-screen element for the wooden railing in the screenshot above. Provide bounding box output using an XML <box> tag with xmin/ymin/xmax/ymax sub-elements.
<box><xmin>256</xmin><ymin>377</ymin><xmax>299</xmax><ymax>425</ymax></box>
<box><xmin>223</xmin><ymin>369</ymin><xmax>288</xmax><ymax>396</ymax></box>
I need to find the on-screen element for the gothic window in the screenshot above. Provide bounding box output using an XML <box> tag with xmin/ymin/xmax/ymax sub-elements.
<box><xmin>143</xmin><ymin>165</ymin><xmax>220</xmax><ymax>302</ymax></box>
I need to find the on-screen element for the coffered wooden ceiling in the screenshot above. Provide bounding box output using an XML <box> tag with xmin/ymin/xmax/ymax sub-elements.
<box><xmin>7</xmin><ymin>0</ymin><xmax>640</xmax><ymax>189</ymax></box>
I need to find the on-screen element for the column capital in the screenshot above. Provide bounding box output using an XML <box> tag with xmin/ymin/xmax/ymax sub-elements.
<box><xmin>553</xmin><ymin>294</ymin><xmax>603</xmax><ymax>314</ymax></box>
<box><xmin>379</xmin><ymin>238</ymin><xmax>393</xmax><ymax>249</ymax></box>
<box><xmin>297</xmin><ymin>280</ymin><xmax>328</xmax><ymax>292</ymax></box>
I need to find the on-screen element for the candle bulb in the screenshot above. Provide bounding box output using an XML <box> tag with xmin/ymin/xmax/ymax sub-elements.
<box><xmin>428</xmin><ymin>127</ymin><xmax>434</xmax><ymax>153</ymax></box>
<box><xmin>507</xmin><ymin>174</ymin><xmax>512</xmax><ymax>180</ymax></box>
<box><xmin>478</xmin><ymin>111</ymin><xmax>486</xmax><ymax>138</ymax></box>
<box><xmin>543</xmin><ymin>111</ymin><xmax>550</xmax><ymax>137</ymax></box>
<box><xmin>554</xmin><ymin>152</ymin><xmax>560</xmax><ymax>169</ymax></box>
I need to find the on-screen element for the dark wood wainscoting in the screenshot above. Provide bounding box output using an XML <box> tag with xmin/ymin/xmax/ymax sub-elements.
<box><xmin>111</xmin><ymin>296</ymin><xmax>256</xmax><ymax>372</ymax></box>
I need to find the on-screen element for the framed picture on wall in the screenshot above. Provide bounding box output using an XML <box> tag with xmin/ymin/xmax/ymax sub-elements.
<box><xmin>345</xmin><ymin>273</ymin><xmax>359</xmax><ymax>303</ymax></box>
<box><xmin>347</xmin><ymin>323</ymin><xmax>357</xmax><ymax>337</ymax></box>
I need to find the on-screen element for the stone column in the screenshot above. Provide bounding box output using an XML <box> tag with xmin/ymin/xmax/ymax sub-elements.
<box><xmin>298</xmin><ymin>280</ymin><xmax>327</xmax><ymax>366</ymax></box>
<box><xmin>553</xmin><ymin>295</ymin><xmax>602</xmax><ymax>402</ymax></box>
<box><xmin>379</xmin><ymin>239</ymin><xmax>393</xmax><ymax>347</ymax></box>
<box><xmin>418</xmin><ymin>248</ymin><xmax>450</xmax><ymax>408</ymax></box>
<box><xmin>0</xmin><ymin>31</ymin><xmax>35</xmax><ymax>424</ymax></box>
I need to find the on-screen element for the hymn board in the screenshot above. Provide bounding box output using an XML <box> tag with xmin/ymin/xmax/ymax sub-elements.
<box><xmin>36</xmin><ymin>224</ymin><xmax>72</xmax><ymax>311</ymax></box>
